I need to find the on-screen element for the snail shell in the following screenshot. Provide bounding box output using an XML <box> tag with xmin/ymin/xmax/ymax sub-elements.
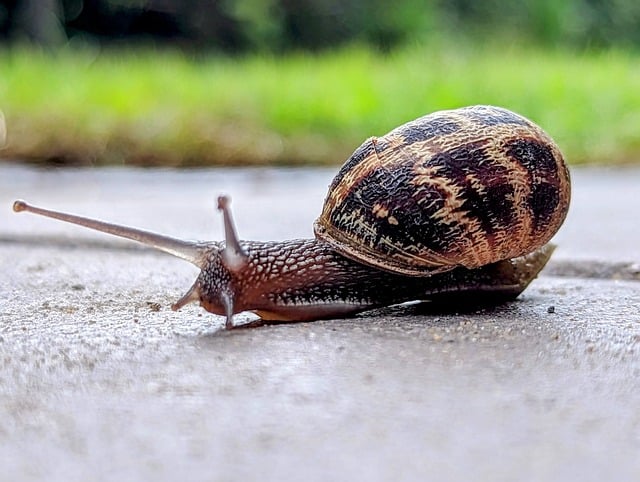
<box><xmin>314</xmin><ymin>105</ymin><xmax>571</xmax><ymax>276</ymax></box>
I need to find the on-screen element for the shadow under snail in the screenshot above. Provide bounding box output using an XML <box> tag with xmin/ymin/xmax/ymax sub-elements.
<box><xmin>13</xmin><ymin>105</ymin><xmax>571</xmax><ymax>329</ymax></box>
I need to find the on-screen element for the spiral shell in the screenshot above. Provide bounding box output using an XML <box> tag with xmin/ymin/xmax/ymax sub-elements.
<box><xmin>314</xmin><ymin>105</ymin><xmax>571</xmax><ymax>276</ymax></box>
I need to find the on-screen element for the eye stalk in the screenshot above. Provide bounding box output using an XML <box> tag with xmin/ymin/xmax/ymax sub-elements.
<box><xmin>12</xmin><ymin>199</ymin><xmax>205</xmax><ymax>266</ymax></box>
<box><xmin>217</xmin><ymin>195</ymin><xmax>248</xmax><ymax>270</ymax></box>
<box><xmin>12</xmin><ymin>196</ymin><xmax>248</xmax><ymax>329</ymax></box>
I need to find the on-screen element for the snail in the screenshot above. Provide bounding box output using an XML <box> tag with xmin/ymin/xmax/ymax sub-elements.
<box><xmin>13</xmin><ymin>105</ymin><xmax>570</xmax><ymax>328</ymax></box>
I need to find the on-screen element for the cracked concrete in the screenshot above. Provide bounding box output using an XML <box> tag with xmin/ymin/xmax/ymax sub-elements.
<box><xmin>0</xmin><ymin>163</ymin><xmax>639</xmax><ymax>482</ymax></box>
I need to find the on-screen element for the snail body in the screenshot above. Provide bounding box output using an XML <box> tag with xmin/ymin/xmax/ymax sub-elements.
<box><xmin>13</xmin><ymin>105</ymin><xmax>570</xmax><ymax>328</ymax></box>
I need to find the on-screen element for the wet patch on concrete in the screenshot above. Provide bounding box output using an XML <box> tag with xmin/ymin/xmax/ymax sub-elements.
<box><xmin>546</xmin><ymin>259</ymin><xmax>640</xmax><ymax>281</ymax></box>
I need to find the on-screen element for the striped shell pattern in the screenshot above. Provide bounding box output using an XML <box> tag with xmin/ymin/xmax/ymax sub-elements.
<box><xmin>314</xmin><ymin>105</ymin><xmax>571</xmax><ymax>276</ymax></box>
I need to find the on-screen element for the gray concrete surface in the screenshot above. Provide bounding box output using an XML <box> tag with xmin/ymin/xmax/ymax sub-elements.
<box><xmin>0</xmin><ymin>163</ymin><xmax>639</xmax><ymax>482</ymax></box>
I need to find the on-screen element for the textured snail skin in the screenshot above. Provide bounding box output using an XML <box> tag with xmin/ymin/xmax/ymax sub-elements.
<box><xmin>193</xmin><ymin>239</ymin><xmax>555</xmax><ymax>322</ymax></box>
<box><xmin>316</xmin><ymin>105</ymin><xmax>571</xmax><ymax>276</ymax></box>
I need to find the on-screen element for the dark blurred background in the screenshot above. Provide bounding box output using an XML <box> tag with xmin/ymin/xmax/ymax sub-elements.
<box><xmin>2</xmin><ymin>0</ymin><xmax>640</xmax><ymax>52</ymax></box>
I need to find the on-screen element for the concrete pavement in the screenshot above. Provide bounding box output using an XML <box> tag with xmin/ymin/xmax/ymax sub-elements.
<box><xmin>0</xmin><ymin>163</ymin><xmax>639</xmax><ymax>481</ymax></box>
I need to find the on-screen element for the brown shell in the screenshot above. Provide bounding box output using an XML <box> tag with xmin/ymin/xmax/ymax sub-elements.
<box><xmin>313</xmin><ymin>105</ymin><xmax>571</xmax><ymax>276</ymax></box>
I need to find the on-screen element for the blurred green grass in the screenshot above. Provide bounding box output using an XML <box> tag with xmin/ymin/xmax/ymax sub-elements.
<box><xmin>1</xmin><ymin>45</ymin><xmax>639</xmax><ymax>166</ymax></box>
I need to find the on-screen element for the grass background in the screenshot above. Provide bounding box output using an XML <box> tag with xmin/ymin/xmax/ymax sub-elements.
<box><xmin>1</xmin><ymin>45</ymin><xmax>639</xmax><ymax>166</ymax></box>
